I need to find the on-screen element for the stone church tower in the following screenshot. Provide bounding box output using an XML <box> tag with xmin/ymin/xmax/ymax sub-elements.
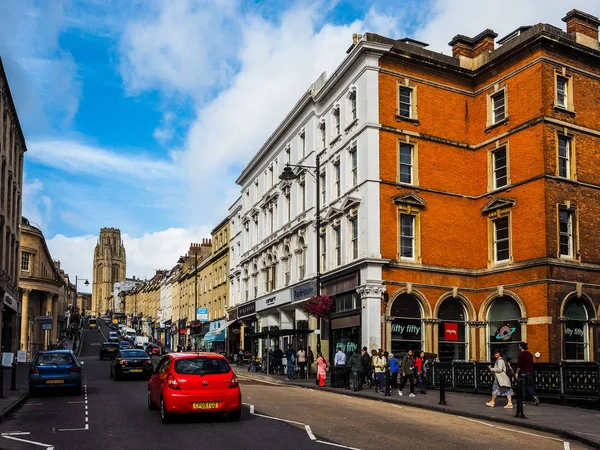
<box><xmin>92</xmin><ymin>228</ymin><xmax>126</xmax><ymax>316</ymax></box>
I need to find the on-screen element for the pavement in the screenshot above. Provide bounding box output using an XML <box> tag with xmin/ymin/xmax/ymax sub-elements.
<box><xmin>0</xmin><ymin>322</ymin><xmax>593</xmax><ymax>450</ymax></box>
<box><xmin>238</xmin><ymin>368</ymin><xmax>600</xmax><ymax>449</ymax></box>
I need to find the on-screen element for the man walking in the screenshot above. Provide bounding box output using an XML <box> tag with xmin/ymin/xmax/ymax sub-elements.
<box><xmin>307</xmin><ymin>346</ymin><xmax>314</xmax><ymax>377</ymax></box>
<box><xmin>348</xmin><ymin>348</ymin><xmax>363</xmax><ymax>391</ymax></box>
<box><xmin>398</xmin><ymin>349</ymin><xmax>416</xmax><ymax>397</ymax></box>
<box><xmin>286</xmin><ymin>344</ymin><xmax>296</xmax><ymax>380</ymax></box>
<box><xmin>273</xmin><ymin>345</ymin><xmax>283</xmax><ymax>375</ymax></box>
<box><xmin>361</xmin><ymin>347</ymin><xmax>371</xmax><ymax>388</ymax></box>
<box><xmin>516</xmin><ymin>342</ymin><xmax>539</xmax><ymax>405</ymax></box>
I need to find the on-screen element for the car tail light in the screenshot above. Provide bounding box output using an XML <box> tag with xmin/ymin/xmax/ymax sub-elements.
<box><xmin>71</xmin><ymin>366</ymin><xmax>81</xmax><ymax>373</ymax></box>
<box><xmin>143</xmin><ymin>360</ymin><xmax>151</xmax><ymax>365</ymax></box>
<box><xmin>30</xmin><ymin>367</ymin><xmax>39</xmax><ymax>375</ymax></box>
<box><xmin>166</xmin><ymin>374</ymin><xmax>180</xmax><ymax>390</ymax></box>
<box><xmin>119</xmin><ymin>360</ymin><xmax>128</xmax><ymax>365</ymax></box>
<box><xmin>229</xmin><ymin>375</ymin><xmax>239</xmax><ymax>389</ymax></box>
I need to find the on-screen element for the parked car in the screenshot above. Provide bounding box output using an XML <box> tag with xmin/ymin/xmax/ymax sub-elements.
<box><xmin>110</xmin><ymin>349</ymin><xmax>153</xmax><ymax>381</ymax></box>
<box><xmin>119</xmin><ymin>340</ymin><xmax>132</xmax><ymax>350</ymax></box>
<box><xmin>29</xmin><ymin>350</ymin><xmax>83</xmax><ymax>395</ymax></box>
<box><xmin>145</xmin><ymin>343</ymin><xmax>161</xmax><ymax>356</ymax></box>
<box><xmin>108</xmin><ymin>331</ymin><xmax>119</xmax><ymax>342</ymax></box>
<box><xmin>99</xmin><ymin>342</ymin><xmax>120</xmax><ymax>360</ymax></box>
<box><xmin>148</xmin><ymin>353</ymin><xmax>241</xmax><ymax>424</ymax></box>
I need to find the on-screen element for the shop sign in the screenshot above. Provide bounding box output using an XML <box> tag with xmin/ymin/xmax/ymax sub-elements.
<box><xmin>229</xmin><ymin>308</ymin><xmax>238</xmax><ymax>320</ymax></box>
<box><xmin>238</xmin><ymin>302</ymin><xmax>256</xmax><ymax>318</ymax></box>
<box><xmin>391</xmin><ymin>320</ymin><xmax>421</xmax><ymax>340</ymax></box>
<box><xmin>42</xmin><ymin>323</ymin><xmax>53</xmax><ymax>331</ymax></box>
<box><xmin>334</xmin><ymin>341</ymin><xmax>358</xmax><ymax>353</ymax></box>
<box><xmin>291</xmin><ymin>280</ymin><xmax>317</xmax><ymax>302</ymax></box>
<box><xmin>3</xmin><ymin>294</ymin><xmax>17</xmax><ymax>313</ymax></box>
<box><xmin>256</xmin><ymin>289</ymin><xmax>290</xmax><ymax>312</ymax></box>
<box><xmin>565</xmin><ymin>321</ymin><xmax>585</xmax><ymax>342</ymax></box>
<box><xmin>34</xmin><ymin>316</ymin><xmax>53</xmax><ymax>324</ymax></box>
<box><xmin>444</xmin><ymin>323</ymin><xmax>459</xmax><ymax>341</ymax></box>
<box><xmin>1</xmin><ymin>352</ymin><xmax>13</xmax><ymax>367</ymax></box>
<box><xmin>494</xmin><ymin>323</ymin><xmax>517</xmax><ymax>342</ymax></box>
<box><xmin>196</xmin><ymin>308</ymin><xmax>209</xmax><ymax>321</ymax></box>
<box><xmin>179</xmin><ymin>329</ymin><xmax>188</xmax><ymax>334</ymax></box>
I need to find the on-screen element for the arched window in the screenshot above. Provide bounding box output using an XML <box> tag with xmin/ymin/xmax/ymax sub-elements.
<box><xmin>297</xmin><ymin>238</ymin><xmax>306</xmax><ymax>280</ymax></box>
<box><xmin>563</xmin><ymin>297</ymin><xmax>590</xmax><ymax>361</ymax></box>
<box><xmin>390</xmin><ymin>294</ymin><xmax>423</xmax><ymax>354</ymax></box>
<box><xmin>265</xmin><ymin>255</ymin><xmax>273</xmax><ymax>292</ymax></box>
<box><xmin>488</xmin><ymin>296</ymin><xmax>522</xmax><ymax>361</ymax></box>
<box><xmin>437</xmin><ymin>297</ymin><xmax>467</xmax><ymax>362</ymax></box>
<box><xmin>252</xmin><ymin>264</ymin><xmax>258</xmax><ymax>298</ymax></box>
<box><xmin>283</xmin><ymin>246</ymin><xmax>291</xmax><ymax>286</ymax></box>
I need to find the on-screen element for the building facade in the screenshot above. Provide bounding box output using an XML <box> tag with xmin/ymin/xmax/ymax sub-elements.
<box><xmin>92</xmin><ymin>227</ymin><xmax>126</xmax><ymax>316</ymax></box>
<box><xmin>0</xmin><ymin>58</ymin><xmax>26</xmax><ymax>354</ymax></box>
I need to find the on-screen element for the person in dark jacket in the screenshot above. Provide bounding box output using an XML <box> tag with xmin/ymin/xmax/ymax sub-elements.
<box><xmin>388</xmin><ymin>353</ymin><xmax>400</xmax><ymax>392</ymax></box>
<box><xmin>348</xmin><ymin>348</ymin><xmax>363</xmax><ymax>391</ymax></box>
<box><xmin>286</xmin><ymin>344</ymin><xmax>296</xmax><ymax>380</ymax></box>
<box><xmin>360</xmin><ymin>347</ymin><xmax>371</xmax><ymax>388</ymax></box>
<box><xmin>415</xmin><ymin>351</ymin><xmax>427</xmax><ymax>394</ymax></box>
<box><xmin>398</xmin><ymin>349</ymin><xmax>416</xmax><ymax>397</ymax></box>
<box><xmin>273</xmin><ymin>346</ymin><xmax>283</xmax><ymax>375</ymax></box>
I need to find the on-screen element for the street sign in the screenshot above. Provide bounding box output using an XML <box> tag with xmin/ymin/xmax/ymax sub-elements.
<box><xmin>196</xmin><ymin>308</ymin><xmax>208</xmax><ymax>321</ymax></box>
<box><xmin>42</xmin><ymin>323</ymin><xmax>53</xmax><ymax>330</ymax></box>
<box><xmin>1</xmin><ymin>352</ymin><xmax>14</xmax><ymax>367</ymax></box>
<box><xmin>17</xmin><ymin>351</ymin><xmax>27</xmax><ymax>363</ymax></box>
<box><xmin>34</xmin><ymin>316</ymin><xmax>53</xmax><ymax>324</ymax></box>
<box><xmin>314</xmin><ymin>329</ymin><xmax>321</xmax><ymax>335</ymax></box>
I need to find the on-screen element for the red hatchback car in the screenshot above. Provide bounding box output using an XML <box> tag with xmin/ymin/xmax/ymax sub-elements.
<box><xmin>148</xmin><ymin>353</ymin><xmax>241</xmax><ymax>424</ymax></box>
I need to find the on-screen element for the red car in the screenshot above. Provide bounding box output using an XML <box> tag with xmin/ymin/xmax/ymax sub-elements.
<box><xmin>148</xmin><ymin>353</ymin><xmax>241</xmax><ymax>424</ymax></box>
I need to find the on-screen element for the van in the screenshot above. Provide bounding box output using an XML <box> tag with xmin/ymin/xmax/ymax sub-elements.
<box><xmin>134</xmin><ymin>336</ymin><xmax>149</xmax><ymax>349</ymax></box>
<box><xmin>121</xmin><ymin>327</ymin><xmax>136</xmax><ymax>340</ymax></box>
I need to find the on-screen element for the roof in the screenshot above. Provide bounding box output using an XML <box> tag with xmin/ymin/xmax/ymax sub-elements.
<box><xmin>166</xmin><ymin>352</ymin><xmax>227</xmax><ymax>359</ymax></box>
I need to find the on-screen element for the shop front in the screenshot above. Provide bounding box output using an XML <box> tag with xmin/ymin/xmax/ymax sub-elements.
<box><xmin>201</xmin><ymin>319</ymin><xmax>226</xmax><ymax>352</ymax></box>
<box><xmin>236</xmin><ymin>301</ymin><xmax>257</xmax><ymax>355</ymax></box>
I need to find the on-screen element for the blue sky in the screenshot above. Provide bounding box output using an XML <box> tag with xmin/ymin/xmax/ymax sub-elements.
<box><xmin>1</xmin><ymin>0</ymin><xmax>599</xmax><ymax>285</ymax></box>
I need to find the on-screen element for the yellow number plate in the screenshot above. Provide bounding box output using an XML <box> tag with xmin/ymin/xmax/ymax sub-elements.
<box><xmin>108</xmin><ymin>349</ymin><xmax>116</xmax><ymax>352</ymax></box>
<box><xmin>130</xmin><ymin>369</ymin><xmax>143</xmax><ymax>373</ymax></box>
<box><xmin>193</xmin><ymin>402</ymin><xmax>219</xmax><ymax>409</ymax></box>
<box><xmin>46</xmin><ymin>379</ymin><xmax>65</xmax><ymax>384</ymax></box>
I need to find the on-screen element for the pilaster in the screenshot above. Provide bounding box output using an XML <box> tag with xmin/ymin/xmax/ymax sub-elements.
<box><xmin>357</xmin><ymin>283</ymin><xmax>386</xmax><ymax>351</ymax></box>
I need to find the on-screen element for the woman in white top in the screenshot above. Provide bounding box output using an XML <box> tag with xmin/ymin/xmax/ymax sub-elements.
<box><xmin>486</xmin><ymin>350</ymin><xmax>514</xmax><ymax>408</ymax></box>
<box><xmin>297</xmin><ymin>347</ymin><xmax>307</xmax><ymax>378</ymax></box>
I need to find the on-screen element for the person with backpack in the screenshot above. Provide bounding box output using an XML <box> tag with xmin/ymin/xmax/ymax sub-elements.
<box><xmin>348</xmin><ymin>348</ymin><xmax>363</xmax><ymax>391</ymax></box>
<box><xmin>487</xmin><ymin>350</ymin><xmax>514</xmax><ymax>408</ymax></box>
<box><xmin>388</xmin><ymin>353</ymin><xmax>399</xmax><ymax>392</ymax></box>
<box><xmin>398</xmin><ymin>349</ymin><xmax>416</xmax><ymax>397</ymax></box>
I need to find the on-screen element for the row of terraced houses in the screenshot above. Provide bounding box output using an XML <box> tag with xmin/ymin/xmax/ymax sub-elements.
<box><xmin>118</xmin><ymin>9</ymin><xmax>600</xmax><ymax>365</ymax></box>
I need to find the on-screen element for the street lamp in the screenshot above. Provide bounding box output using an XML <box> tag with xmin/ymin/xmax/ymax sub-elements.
<box><xmin>74</xmin><ymin>276</ymin><xmax>90</xmax><ymax>320</ymax></box>
<box><xmin>279</xmin><ymin>155</ymin><xmax>322</xmax><ymax>354</ymax></box>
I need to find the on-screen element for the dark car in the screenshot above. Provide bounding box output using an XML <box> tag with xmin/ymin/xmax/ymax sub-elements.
<box><xmin>29</xmin><ymin>350</ymin><xmax>83</xmax><ymax>395</ymax></box>
<box><xmin>119</xmin><ymin>340</ymin><xmax>132</xmax><ymax>350</ymax></box>
<box><xmin>99</xmin><ymin>342</ymin><xmax>120</xmax><ymax>360</ymax></box>
<box><xmin>111</xmin><ymin>349</ymin><xmax>153</xmax><ymax>380</ymax></box>
<box><xmin>145</xmin><ymin>343</ymin><xmax>161</xmax><ymax>357</ymax></box>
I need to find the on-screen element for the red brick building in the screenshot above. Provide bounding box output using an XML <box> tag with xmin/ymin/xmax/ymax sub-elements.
<box><xmin>376</xmin><ymin>9</ymin><xmax>600</xmax><ymax>363</ymax></box>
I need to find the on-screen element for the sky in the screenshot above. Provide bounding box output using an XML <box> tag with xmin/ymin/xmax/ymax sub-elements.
<box><xmin>2</xmin><ymin>0</ymin><xmax>599</xmax><ymax>291</ymax></box>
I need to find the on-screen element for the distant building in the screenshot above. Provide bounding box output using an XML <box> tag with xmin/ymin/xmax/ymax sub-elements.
<box><xmin>92</xmin><ymin>228</ymin><xmax>126</xmax><ymax>316</ymax></box>
<box><xmin>113</xmin><ymin>278</ymin><xmax>141</xmax><ymax>313</ymax></box>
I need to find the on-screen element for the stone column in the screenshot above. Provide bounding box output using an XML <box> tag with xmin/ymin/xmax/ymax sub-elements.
<box><xmin>467</xmin><ymin>321</ymin><xmax>483</xmax><ymax>361</ymax></box>
<box><xmin>51</xmin><ymin>294</ymin><xmax>58</xmax><ymax>343</ymax></box>
<box><xmin>357</xmin><ymin>284</ymin><xmax>386</xmax><ymax>351</ymax></box>
<box><xmin>20</xmin><ymin>289</ymin><xmax>31</xmax><ymax>354</ymax></box>
<box><xmin>44</xmin><ymin>292</ymin><xmax>53</xmax><ymax>349</ymax></box>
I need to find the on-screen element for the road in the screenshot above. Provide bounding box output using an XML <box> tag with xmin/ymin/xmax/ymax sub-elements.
<box><xmin>0</xmin><ymin>320</ymin><xmax>590</xmax><ymax>450</ymax></box>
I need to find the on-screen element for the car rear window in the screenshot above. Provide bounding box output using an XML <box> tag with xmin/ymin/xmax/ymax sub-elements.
<box><xmin>89</xmin><ymin>319</ymin><xmax>97</xmax><ymax>324</ymax></box>
<box><xmin>121</xmin><ymin>350</ymin><xmax>147</xmax><ymax>358</ymax></box>
<box><xmin>36</xmin><ymin>353</ymin><xmax>75</xmax><ymax>365</ymax></box>
<box><xmin>174</xmin><ymin>358</ymin><xmax>230</xmax><ymax>375</ymax></box>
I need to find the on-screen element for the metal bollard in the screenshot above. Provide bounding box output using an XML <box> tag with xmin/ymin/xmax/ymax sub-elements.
<box><xmin>385</xmin><ymin>370</ymin><xmax>391</xmax><ymax>396</ymax></box>
<box><xmin>515</xmin><ymin>378</ymin><xmax>526</xmax><ymax>418</ymax></box>
<box><xmin>439</xmin><ymin>374</ymin><xmax>447</xmax><ymax>405</ymax></box>
<box><xmin>10</xmin><ymin>362</ymin><xmax>16</xmax><ymax>391</ymax></box>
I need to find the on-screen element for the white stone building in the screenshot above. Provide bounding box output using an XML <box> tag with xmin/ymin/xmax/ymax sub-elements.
<box><xmin>229</xmin><ymin>38</ymin><xmax>389</xmax><ymax>357</ymax></box>
<box><xmin>113</xmin><ymin>278</ymin><xmax>141</xmax><ymax>313</ymax></box>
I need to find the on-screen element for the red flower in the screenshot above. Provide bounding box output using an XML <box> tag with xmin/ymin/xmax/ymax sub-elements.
<box><xmin>303</xmin><ymin>295</ymin><xmax>334</xmax><ymax>318</ymax></box>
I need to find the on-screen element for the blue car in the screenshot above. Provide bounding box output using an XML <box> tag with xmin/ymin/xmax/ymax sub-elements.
<box><xmin>29</xmin><ymin>350</ymin><xmax>83</xmax><ymax>395</ymax></box>
<box><xmin>119</xmin><ymin>340</ymin><xmax>132</xmax><ymax>349</ymax></box>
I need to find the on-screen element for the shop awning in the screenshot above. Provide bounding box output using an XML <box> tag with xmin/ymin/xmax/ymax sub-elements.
<box><xmin>254</xmin><ymin>328</ymin><xmax>314</xmax><ymax>338</ymax></box>
<box><xmin>202</xmin><ymin>330</ymin><xmax>226</xmax><ymax>342</ymax></box>
<box><xmin>214</xmin><ymin>319</ymin><xmax>237</xmax><ymax>334</ymax></box>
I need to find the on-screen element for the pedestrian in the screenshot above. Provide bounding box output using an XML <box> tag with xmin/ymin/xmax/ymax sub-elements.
<box><xmin>286</xmin><ymin>344</ymin><xmax>296</xmax><ymax>380</ymax></box>
<box><xmin>273</xmin><ymin>345</ymin><xmax>283</xmax><ymax>375</ymax></box>
<box><xmin>398</xmin><ymin>349</ymin><xmax>416</xmax><ymax>397</ymax></box>
<box><xmin>307</xmin><ymin>346</ymin><xmax>315</xmax><ymax>377</ymax></box>
<box><xmin>316</xmin><ymin>352</ymin><xmax>327</xmax><ymax>387</ymax></box>
<box><xmin>361</xmin><ymin>347</ymin><xmax>371</xmax><ymax>388</ymax></box>
<box><xmin>72</xmin><ymin>341</ymin><xmax>77</xmax><ymax>353</ymax></box>
<box><xmin>415</xmin><ymin>351</ymin><xmax>427</xmax><ymax>394</ymax></box>
<box><xmin>487</xmin><ymin>350</ymin><xmax>514</xmax><ymax>408</ymax></box>
<box><xmin>334</xmin><ymin>347</ymin><xmax>346</xmax><ymax>366</ymax></box>
<box><xmin>516</xmin><ymin>342</ymin><xmax>539</xmax><ymax>405</ymax></box>
<box><xmin>373</xmin><ymin>350</ymin><xmax>387</xmax><ymax>393</ymax></box>
<box><xmin>370</xmin><ymin>349</ymin><xmax>378</xmax><ymax>390</ymax></box>
<box><xmin>348</xmin><ymin>348</ymin><xmax>363</xmax><ymax>391</ymax></box>
<box><xmin>388</xmin><ymin>353</ymin><xmax>399</xmax><ymax>392</ymax></box>
<box><xmin>297</xmin><ymin>347</ymin><xmax>307</xmax><ymax>378</ymax></box>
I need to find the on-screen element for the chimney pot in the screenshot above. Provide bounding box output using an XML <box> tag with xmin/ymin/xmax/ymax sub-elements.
<box><xmin>562</xmin><ymin>9</ymin><xmax>600</xmax><ymax>40</ymax></box>
<box><xmin>449</xmin><ymin>29</ymin><xmax>497</xmax><ymax>59</ymax></box>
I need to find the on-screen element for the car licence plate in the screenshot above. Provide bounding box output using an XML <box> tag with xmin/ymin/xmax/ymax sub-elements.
<box><xmin>193</xmin><ymin>402</ymin><xmax>219</xmax><ymax>409</ymax></box>
<box><xmin>46</xmin><ymin>379</ymin><xmax>65</xmax><ymax>384</ymax></box>
<box><xmin>108</xmin><ymin>349</ymin><xmax>116</xmax><ymax>352</ymax></box>
<box><xmin>130</xmin><ymin>369</ymin><xmax>143</xmax><ymax>373</ymax></box>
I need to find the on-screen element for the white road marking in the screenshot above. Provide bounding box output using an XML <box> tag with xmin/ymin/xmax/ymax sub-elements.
<box><xmin>250</xmin><ymin>404</ymin><xmax>254</xmax><ymax>414</ymax></box>
<box><xmin>391</xmin><ymin>404</ymin><xmax>403</xmax><ymax>409</ymax></box>
<box><xmin>1</xmin><ymin>432</ymin><xmax>31</xmax><ymax>436</ymax></box>
<box><xmin>23</xmin><ymin>403</ymin><xmax>43</xmax><ymax>406</ymax></box>
<box><xmin>251</xmin><ymin>412</ymin><xmax>306</xmax><ymax>426</ymax></box>
<box><xmin>495</xmin><ymin>426</ymin><xmax>563</xmax><ymax>442</ymax></box>
<box><xmin>315</xmin><ymin>440</ymin><xmax>362</xmax><ymax>450</ymax></box>
<box><xmin>342</xmin><ymin>395</ymin><xmax>350</xmax><ymax>399</ymax></box>
<box><xmin>1</xmin><ymin>435</ymin><xmax>53</xmax><ymax>447</ymax></box>
<box><xmin>564</xmin><ymin>442</ymin><xmax>570</xmax><ymax>450</ymax></box>
<box><xmin>68</xmin><ymin>401</ymin><xmax>85</xmax><ymax>404</ymax></box>
<box><xmin>458</xmin><ymin>416</ymin><xmax>494</xmax><ymax>427</ymax></box>
<box><xmin>305</xmin><ymin>425</ymin><xmax>316</xmax><ymax>441</ymax></box>
<box><xmin>58</xmin><ymin>427</ymin><xmax>88</xmax><ymax>432</ymax></box>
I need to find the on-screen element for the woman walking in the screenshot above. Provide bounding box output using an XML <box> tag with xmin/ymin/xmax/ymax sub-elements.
<box><xmin>487</xmin><ymin>350</ymin><xmax>514</xmax><ymax>408</ymax></box>
<box><xmin>316</xmin><ymin>352</ymin><xmax>328</xmax><ymax>387</ymax></box>
<box><xmin>373</xmin><ymin>350</ymin><xmax>387</xmax><ymax>393</ymax></box>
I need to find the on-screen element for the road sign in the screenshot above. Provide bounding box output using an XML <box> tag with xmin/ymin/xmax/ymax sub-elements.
<box><xmin>196</xmin><ymin>308</ymin><xmax>208</xmax><ymax>321</ymax></box>
<box><xmin>314</xmin><ymin>329</ymin><xmax>321</xmax><ymax>335</ymax></box>
<box><xmin>34</xmin><ymin>316</ymin><xmax>53</xmax><ymax>324</ymax></box>
<box><xmin>42</xmin><ymin>323</ymin><xmax>53</xmax><ymax>330</ymax></box>
<box><xmin>17</xmin><ymin>351</ymin><xmax>27</xmax><ymax>363</ymax></box>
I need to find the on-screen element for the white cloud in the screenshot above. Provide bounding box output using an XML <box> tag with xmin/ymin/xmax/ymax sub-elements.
<box><xmin>415</xmin><ymin>0</ymin><xmax>600</xmax><ymax>52</ymax></box>
<box><xmin>22</xmin><ymin>177</ymin><xmax>52</xmax><ymax>231</ymax></box>
<box><xmin>153</xmin><ymin>111</ymin><xmax>176</xmax><ymax>143</ymax></box>
<box><xmin>47</xmin><ymin>226</ymin><xmax>212</xmax><ymax>294</ymax></box>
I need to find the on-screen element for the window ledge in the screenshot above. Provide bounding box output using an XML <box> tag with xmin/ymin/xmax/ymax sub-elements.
<box><xmin>344</xmin><ymin>118</ymin><xmax>358</xmax><ymax>132</ymax></box>
<box><xmin>485</xmin><ymin>116</ymin><xmax>510</xmax><ymax>132</ymax></box>
<box><xmin>395</xmin><ymin>115</ymin><xmax>419</xmax><ymax>125</ymax></box>
<box><xmin>330</xmin><ymin>135</ymin><xmax>341</xmax><ymax>146</ymax></box>
<box><xmin>553</xmin><ymin>105</ymin><xmax>576</xmax><ymax>116</ymax></box>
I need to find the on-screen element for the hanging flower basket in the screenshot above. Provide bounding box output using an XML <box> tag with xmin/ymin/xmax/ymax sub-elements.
<box><xmin>190</xmin><ymin>320</ymin><xmax>203</xmax><ymax>334</ymax></box>
<box><xmin>303</xmin><ymin>295</ymin><xmax>334</xmax><ymax>318</ymax></box>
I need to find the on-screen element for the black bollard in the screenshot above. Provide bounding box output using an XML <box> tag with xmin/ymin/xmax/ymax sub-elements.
<box><xmin>439</xmin><ymin>374</ymin><xmax>447</xmax><ymax>405</ymax></box>
<box><xmin>0</xmin><ymin>367</ymin><xmax>4</xmax><ymax>399</ymax></box>
<box><xmin>385</xmin><ymin>370</ymin><xmax>391</xmax><ymax>396</ymax></box>
<box><xmin>10</xmin><ymin>362</ymin><xmax>16</xmax><ymax>391</ymax></box>
<box><xmin>515</xmin><ymin>378</ymin><xmax>526</xmax><ymax>418</ymax></box>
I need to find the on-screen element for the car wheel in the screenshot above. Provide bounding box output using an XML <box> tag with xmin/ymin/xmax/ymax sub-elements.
<box><xmin>148</xmin><ymin>391</ymin><xmax>157</xmax><ymax>410</ymax></box>
<box><xmin>160</xmin><ymin>397</ymin><xmax>171</xmax><ymax>424</ymax></box>
<box><xmin>227</xmin><ymin>409</ymin><xmax>242</xmax><ymax>422</ymax></box>
<box><xmin>114</xmin><ymin>371</ymin><xmax>120</xmax><ymax>381</ymax></box>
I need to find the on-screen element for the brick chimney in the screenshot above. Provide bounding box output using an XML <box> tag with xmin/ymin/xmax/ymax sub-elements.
<box><xmin>449</xmin><ymin>29</ymin><xmax>497</xmax><ymax>68</ymax></box>
<box><xmin>562</xmin><ymin>9</ymin><xmax>600</xmax><ymax>50</ymax></box>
